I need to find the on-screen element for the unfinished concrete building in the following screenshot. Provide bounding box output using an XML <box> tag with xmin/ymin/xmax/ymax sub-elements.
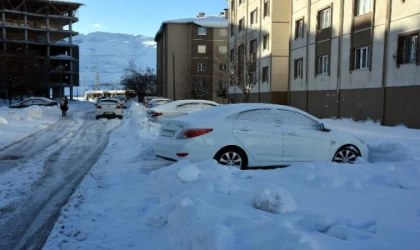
<box><xmin>0</xmin><ymin>0</ymin><xmax>82</xmax><ymax>98</ymax></box>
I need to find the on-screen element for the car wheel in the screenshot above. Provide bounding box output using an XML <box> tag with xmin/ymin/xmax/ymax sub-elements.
<box><xmin>332</xmin><ymin>146</ymin><xmax>359</xmax><ymax>164</ymax></box>
<box><xmin>96</xmin><ymin>116</ymin><xmax>100</xmax><ymax>120</ymax></box>
<box><xmin>215</xmin><ymin>148</ymin><xmax>247</xmax><ymax>170</ymax></box>
<box><xmin>118</xmin><ymin>116</ymin><xmax>123</xmax><ymax>119</ymax></box>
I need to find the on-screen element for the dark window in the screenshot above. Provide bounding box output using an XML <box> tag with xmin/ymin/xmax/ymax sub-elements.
<box><xmin>231</xmin><ymin>24</ymin><xmax>235</xmax><ymax>37</ymax></box>
<box><xmin>354</xmin><ymin>46</ymin><xmax>370</xmax><ymax>70</ymax></box>
<box><xmin>239</xmin><ymin>18</ymin><xmax>244</xmax><ymax>32</ymax></box>
<box><xmin>318</xmin><ymin>8</ymin><xmax>331</xmax><ymax>30</ymax></box>
<box><xmin>250</xmin><ymin>9</ymin><xmax>258</xmax><ymax>25</ymax></box>
<box><xmin>264</xmin><ymin>1</ymin><xmax>270</xmax><ymax>17</ymax></box>
<box><xmin>295</xmin><ymin>19</ymin><xmax>304</xmax><ymax>39</ymax></box>
<box><xmin>262</xmin><ymin>66</ymin><xmax>269</xmax><ymax>82</ymax></box>
<box><xmin>231</xmin><ymin>0</ymin><xmax>235</xmax><ymax>11</ymax></box>
<box><xmin>220</xmin><ymin>64</ymin><xmax>227</xmax><ymax>71</ymax></box>
<box><xmin>220</xmin><ymin>28</ymin><xmax>228</xmax><ymax>36</ymax></box>
<box><xmin>294</xmin><ymin>58</ymin><xmax>303</xmax><ymax>79</ymax></box>
<box><xmin>198</xmin><ymin>63</ymin><xmax>207</xmax><ymax>71</ymax></box>
<box><xmin>355</xmin><ymin>0</ymin><xmax>372</xmax><ymax>16</ymax></box>
<box><xmin>250</xmin><ymin>39</ymin><xmax>258</xmax><ymax>55</ymax></box>
<box><xmin>198</xmin><ymin>27</ymin><xmax>207</xmax><ymax>35</ymax></box>
<box><xmin>317</xmin><ymin>55</ymin><xmax>329</xmax><ymax>75</ymax></box>
<box><xmin>398</xmin><ymin>33</ymin><xmax>419</xmax><ymax>65</ymax></box>
<box><xmin>263</xmin><ymin>34</ymin><xmax>269</xmax><ymax>50</ymax></box>
<box><xmin>230</xmin><ymin>48</ymin><xmax>235</xmax><ymax>62</ymax></box>
<box><xmin>239</xmin><ymin>0</ymin><xmax>243</xmax><ymax>4</ymax></box>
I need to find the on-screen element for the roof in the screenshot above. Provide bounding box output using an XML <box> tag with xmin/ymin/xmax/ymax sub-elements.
<box><xmin>155</xmin><ymin>16</ymin><xmax>228</xmax><ymax>41</ymax></box>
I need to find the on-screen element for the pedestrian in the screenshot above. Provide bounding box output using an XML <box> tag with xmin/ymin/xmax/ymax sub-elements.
<box><xmin>60</xmin><ymin>96</ymin><xmax>69</xmax><ymax>117</ymax></box>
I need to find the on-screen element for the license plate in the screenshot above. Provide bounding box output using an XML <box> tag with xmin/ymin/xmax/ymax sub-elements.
<box><xmin>161</xmin><ymin>129</ymin><xmax>175</xmax><ymax>137</ymax></box>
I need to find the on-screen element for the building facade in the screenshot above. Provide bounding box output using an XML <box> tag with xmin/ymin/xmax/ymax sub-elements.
<box><xmin>155</xmin><ymin>13</ymin><xmax>229</xmax><ymax>102</ymax></box>
<box><xmin>0</xmin><ymin>0</ymin><xmax>82</xmax><ymax>98</ymax></box>
<box><xmin>228</xmin><ymin>0</ymin><xmax>290</xmax><ymax>104</ymax></box>
<box><xmin>290</xmin><ymin>0</ymin><xmax>420</xmax><ymax>128</ymax></box>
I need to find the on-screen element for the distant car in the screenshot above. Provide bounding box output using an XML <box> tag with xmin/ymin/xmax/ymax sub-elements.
<box><xmin>9</xmin><ymin>97</ymin><xmax>57</xmax><ymax>109</ymax></box>
<box><xmin>154</xmin><ymin>103</ymin><xmax>369</xmax><ymax>169</ymax></box>
<box><xmin>147</xmin><ymin>99</ymin><xmax>219</xmax><ymax>124</ymax></box>
<box><xmin>146</xmin><ymin>98</ymin><xmax>172</xmax><ymax>108</ymax></box>
<box><xmin>114</xmin><ymin>95</ymin><xmax>127</xmax><ymax>108</ymax></box>
<box><xmin>143</xmin><ymin>96</ymin><xmax>161</xmax><ymax>106</ymax></box>
<box><xmin>95</xmin><ymin>98</ymin><xmax>123</xmax><ymax>119</ymax></box>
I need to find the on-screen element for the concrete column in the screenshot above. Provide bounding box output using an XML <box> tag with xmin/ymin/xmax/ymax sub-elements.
<box><xmin>24</xmin><ymin>15</ymin><xmax>28</xmax><ymax>41</ymax></box>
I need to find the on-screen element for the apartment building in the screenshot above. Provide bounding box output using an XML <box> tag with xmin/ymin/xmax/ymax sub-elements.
<box><xmin>155</xmin><ymin>13</ymin><xmax>229</xmax><ymax>102</ymax></box>
<box><xmin>228</xmin><ymin>0</ymin><xmax>290</xmax><ymax>104</ymax></box>
<box><xmin>290</xmin><ymin>0</ymin><xmax>420</xmax><ymax>128</ymax></box>
<box><xmin>0</xmin><ymin>0</ymin><xmax>82</xmax><ymax>98</ymax></box>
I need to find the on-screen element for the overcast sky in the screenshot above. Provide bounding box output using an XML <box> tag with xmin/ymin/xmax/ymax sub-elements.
<box><xmin>73</xmin><ymin>0</ymin><xmax>228</xmax><ymax>37</ymax></box>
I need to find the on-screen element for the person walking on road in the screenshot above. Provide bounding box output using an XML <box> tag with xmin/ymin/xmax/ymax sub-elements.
<box><xmin>60</xmin><ymin>96</ymin><xmax>69</xmax><ymax>117</ymax></box>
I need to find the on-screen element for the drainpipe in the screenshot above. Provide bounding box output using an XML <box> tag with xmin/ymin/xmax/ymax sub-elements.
<box><xmin>305</xmin><ymin>0</ymin><xmax>311</xmax><ymax>112</ymax></box>
<box><xmin>336</xmin><ymin>0</ymin><xmax>345</xmax><ymax>118</ymax></box>
<box><xmin>287</xmin><ymin>0</ymin><xmax>293</xmax><ymax>105</ymax></box>
<box><xmin>381</xmin><ymin>0</ymin><xmax>392</xmax><ymax>126</ymax></box>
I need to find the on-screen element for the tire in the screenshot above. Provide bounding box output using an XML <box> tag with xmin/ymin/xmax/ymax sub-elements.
<box><xmin>96</xmin><ymin>116</ymin><xmax>100</xmax><ymax>120</ymax></box>
<box><xmin>332</xmin><ymin>146</ymin><xmax>360</xmax><ymax>164</ymax></box>
<box><xmin>215</xmin><ymin>147</ymin><xmax>248</xmax><ymax>170</ymax></box>
<box><xmin>118</xmin><ymin>115</ymin><xmax>123</xmax><ymax>119</ymax></box>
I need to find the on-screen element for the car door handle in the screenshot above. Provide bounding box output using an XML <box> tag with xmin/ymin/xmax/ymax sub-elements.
<box><xmin>237</xmin><ymin>127</ymin><xmax>249</xmax><ymax>132</ymax></box>
<box><xmin>285</xmin><ymin>132</ymin><xmax>298</xmax><ymax>136</ymax></box>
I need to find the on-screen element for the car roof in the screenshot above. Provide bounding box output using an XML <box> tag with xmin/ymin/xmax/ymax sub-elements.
<box><xmin>23</xmin><ymin>97</ymin><xmax>55</xmax><ymax>102</ymax></box>
<box><xmin>151</xmin><ymin>99</ymin><xmax>219</xmax><ymax>110</ymax></box>
<box><xmin>174</xmin><ymin>103</ymin><xmax>320</xmax><ymax>122</ymax></box>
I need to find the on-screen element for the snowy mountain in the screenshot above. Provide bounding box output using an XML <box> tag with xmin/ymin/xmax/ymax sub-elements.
<box><xmin>73</xmin><ymin>32</ymin><xmax>157</xmax><ymax>89</ymax></box>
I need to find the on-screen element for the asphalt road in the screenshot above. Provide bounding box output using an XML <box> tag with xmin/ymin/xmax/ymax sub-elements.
<box><xmin>0</xmin><ymin>109</ymin><xmax>120</xmax><ymax>250</ymax></box>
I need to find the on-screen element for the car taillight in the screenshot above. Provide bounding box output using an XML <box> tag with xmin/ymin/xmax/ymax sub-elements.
<box><xmin>151</xmin><ymin>112</ymin><xmax>162</xmax><ymax>117</ymax></box>
<box><xmin>97</xmin><ymin>105</ymin><xmax>102</xmax><ymax>109</ymax></box>
<box><xmin>116</xmin><ymin>105</ymin><xmax>122</xmax><ymax>109</ymax></box>
<box><xmin>177</xmin><ymin>129</ymin><xmax>213</xmax><ymax>139</ymax></box>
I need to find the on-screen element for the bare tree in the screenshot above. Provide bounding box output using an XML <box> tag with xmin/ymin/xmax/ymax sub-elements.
<box><xmin>0</xmin><ymin>50</ymin><xmax>45</xmax><ymax>103</ymax></box>
<box><xmin>229</xmin><ymin>38</ymin><xmax>260</xmax><ymax>103</ymax></box>
<box><xmin>181</xmin><ymin>69</ymin><xmax>211</xmax><ymax>99</ymax></box>
<box><xmin>213</xmin><ymin>53</ymin><xmax>230</xmax><ymax>102</ymax></box>
<box><xmin>121</xmin><ymin>60</ymin><xmax>157</xmax><ymax>101</ymax></box>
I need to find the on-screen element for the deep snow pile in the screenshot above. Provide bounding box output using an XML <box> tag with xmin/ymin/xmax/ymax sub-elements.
<box><xmin>43</xmin><ymin>105</ymin><xmax>420</xmax><ymax>250</ymax></box>
<box><xmin>0</xmin><ymin>101</ymin><xmax>93</xmax><ymax>149</ymax></box>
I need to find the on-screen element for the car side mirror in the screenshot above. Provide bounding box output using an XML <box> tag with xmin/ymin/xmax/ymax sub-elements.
<box><xmin>320</xmin><ymin>123</ymin><xmax>329</xmax><ymax>132</ymax></box>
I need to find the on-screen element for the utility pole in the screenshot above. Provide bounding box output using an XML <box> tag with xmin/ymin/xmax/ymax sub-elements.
<box><xmin>172</xmin><ymin>52</ymin><xmax>176</xmax><ymax>100</ymax></box>
<box><xmin>94</xmin><ymin>72</ymin><xmax>100</xmax><ymax>90</ymax></box>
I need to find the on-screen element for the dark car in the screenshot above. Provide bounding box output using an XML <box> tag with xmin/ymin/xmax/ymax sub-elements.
<box><xmin>9</xmin><ymin>97</ymin><xmax>58</xmax><ymax>109</ymax></box>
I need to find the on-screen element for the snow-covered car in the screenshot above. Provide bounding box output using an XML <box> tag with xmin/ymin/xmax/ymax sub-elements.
<box><xmin>95</xmin><ymin>98</ymin><xmax>123</xmax><ymax>119</ymax></box>
<box><xmin>154</xmin><ymin>103</ymin><xmax>369</xmax><ymax>169</ymax></box>
<box><xmin>9</xmin><ymin>97</ymin><xmax>58</xmax><ymax>108</ymax></box>
<box><xmin>114</xmin><ymin>95</ymin><xmax>127</xmax><ymax>108</ymax></box>
<box><xmin>146</xmin><ymin>98</ymin><xmax>172</xmax><ymax>108</ymax></box>
<box><xmin>147</xmin><ymin>99</ymin><xmax>219</xmax><ymax>124</ymax></box>
<box><xmin>143</xmin><ymin>96</ymin><xmax>161</xmax><ymax>106</ymax></box>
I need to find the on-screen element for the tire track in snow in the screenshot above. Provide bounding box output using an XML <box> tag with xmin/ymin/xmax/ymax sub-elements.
<box><xmin>0</xmin><ymin>110</ymin><xmax>122</xmax><ymax>250</ymax></box>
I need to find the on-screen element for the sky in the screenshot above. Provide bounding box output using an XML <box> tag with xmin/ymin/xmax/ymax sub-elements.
<box><xmin>73</xmin><ymin>0</ymin><xmax>228</xmax><ymax>38</ymax></box>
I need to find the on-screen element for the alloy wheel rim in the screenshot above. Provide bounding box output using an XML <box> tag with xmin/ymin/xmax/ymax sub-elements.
<box><xmin>333</xmin><ymin>149</ymin><xmax>357</xmax><ymax>164</ymax></box>
<box><xmin>219</xmin><ymin>152</ymin><xmax>242</xmax><ymax>168</ymax></box>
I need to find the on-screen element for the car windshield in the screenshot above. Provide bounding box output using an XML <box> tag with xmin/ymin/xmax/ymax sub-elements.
<box><xmin>100</xmin><ymin>100</ymin><xmax>119</xmax><ymax>105</ymax></box>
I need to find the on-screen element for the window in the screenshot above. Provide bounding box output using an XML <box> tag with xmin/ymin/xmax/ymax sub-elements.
<box><xmin>355</xmin><ymin>0</ymin><xmax>372</xmax><ymax>16</ymax></box>
<box><xmin>231</xmin><ymin>24</ymin><xmax>234</xmax><ymax>37</ymax></box>
<box><xmin>250</xmin><ymin>39</ymin><xmax>258</xmax><ymax>55</ymax></box>
<box><xmin>263</xmin><ymin>34</ymin><xmax>269</xmax><ymax>50</ymax></box>
<box><xmin>236</xmin><ymin>109</ymin><xmax>275</xmax><ymax>123</ymax></box>
<box><xmin>262</xmin><ymin>66</ymin><xmax>269</xmax><ymax>82</ymax></box>
<box><xmin>230</xmin><ymin>49</ymin><xmax>235</xmax><ymax>62</ymax></box>
<box><xmin>318</xmin><ymin>8</ymin><xmax>331</xmax><ymax>30</ymax></box>
<box><xmin>219</xmin><ymin>45</ymin><xmax>228</xmax><ymax>54</ymax></box>
<box><xmin>220</xmin><ymin>28</ymin><xmax>228</xmax><ymax>36</ymax></box>
<box><xmin>198</xmin><ymin>63</ymin><xmax>207</xmax><ymax>71</ymax></box>
<box><xmin>317</xmin><ymin>55</ymin><xmax>329</xmax><ymax>75</ymax></box>
<box><xmin>198</xmin><ymin>27</ymin><xmax>207</xmax><ymax>35</ymax></box>
<box><xmin>274</xmin><ymin>110</ymin><xmax>319</xmax><ymax>129</ymax></box>
<box><xmin>198</xmin><ymin>45</ymin><xmax>206</xmax><ymax>54</ymax></box>
<box><xmin>250</xmin><ymin>9</ymin><xmax>258</xmax><ymax>25</ymax></box>
<box><xmin>239</xmin><ymin>0</ymin><xmax>243</xmax><ymax>4</ymax></box>
<box><xmin>295</xmin><ymin>19</ymin><xmax>304</xmax><ymax>39</ymax></box>
<box><xmin>264</xmin><ymin>1</ymin><xmax>270</xmax><ymax>17</ymax></box>
<box><xmin>399</xmin><ymin>34</ymin><xmax>419</xmax><ymax>65</ymax></box>
<box><xmin>294</xmin><ymin>59</ymin><xmax>303</xmax><ymax>79</ymax></box>
<box><xmin>220</xmin><ymin>64</ymin><xmax>227</xmax><ymax>71</ymax></box>
<box><xmin>231</xmin><ymin>0</ymin><xmax>234</xmax><ymax>11</ymax></box>
<box><xmin>354</xmin><ymin>46</ymin><xmax>370</xmax><ymax>70</ymax></box>
<box><xmin>239</xmin><ymin>18</ymin><xmax>244</xmax><ymax>32</ymax></box>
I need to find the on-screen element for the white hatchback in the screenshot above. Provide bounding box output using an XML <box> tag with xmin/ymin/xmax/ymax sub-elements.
<box><xmin>154</xmin><ymin>104</ymin><xmax>369</xmax><ymax>169</ymax></box>
<box><xmin>147</xmin><ymin>99</ymin><xmax>218</xmax><ymax>124</ymax></box>
<box><xmin>95</xmin><ymin>98</ymin><xmax>123</xmax><ymax>119</ymax></box>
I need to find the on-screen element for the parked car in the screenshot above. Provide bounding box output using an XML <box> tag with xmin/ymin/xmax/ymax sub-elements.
<box><xmin>146</xmin><ymin>98</ymin><xmax>172</xmax><ymax>108</ymax></box>
<box><xmin>114</xmin><ymin>95</ymin><xmax>127</xmax><ymax>108</ymax></box>
<box><xmin>9</xmin><ymin>97</ymin><xmax>58</xmax><ymax>109</ymax></box>
<box><xmin>143</xmin><ymin>96</ymin><xmax>161</xmax><ymax>106</ymax></box>
<box><xmin>147</xmin><ymin>99</ymin><xmax>219</xmax><ymax>124</ymax></box>
<box><xmin>154</xmin><ymin>103</ymin><xmax>369</xmax><ymax>169</ymax></box>
<box><xmin>95</xmin><ymin>98</ymin><xmax>123</xmax><ymax>119</ymax></box>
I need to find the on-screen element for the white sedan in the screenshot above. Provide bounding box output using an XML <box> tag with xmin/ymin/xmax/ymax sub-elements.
<box><xmin>147</xmin><ymin>99</ymin><xmax>218</xmax><ymax>124</ymax></box>
<box><xmin>95</xmin><ymin>98</ymin><xmax>123</xmax><ymax>119</ymax></box>
<box><xmin>146</xmin><ymin>98</ymin><xmax>172</xmax><ymax>108</ymax></box>
<box><xmin>154</xmin><ymin>104</ymin><xmax>369</xmax><ymax>169</ymax></box>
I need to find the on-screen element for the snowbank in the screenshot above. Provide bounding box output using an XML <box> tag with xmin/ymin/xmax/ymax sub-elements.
<box><xmin>43</xmin><ymin>106</ymin><xmax>420</xmax><ymax>250</ymax></box>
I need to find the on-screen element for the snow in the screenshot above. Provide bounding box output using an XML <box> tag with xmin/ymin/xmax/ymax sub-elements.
<box><xmin>1</xmin><ymin>100</ymin><xmax>420</xmax><ymax>249</ymax></box>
